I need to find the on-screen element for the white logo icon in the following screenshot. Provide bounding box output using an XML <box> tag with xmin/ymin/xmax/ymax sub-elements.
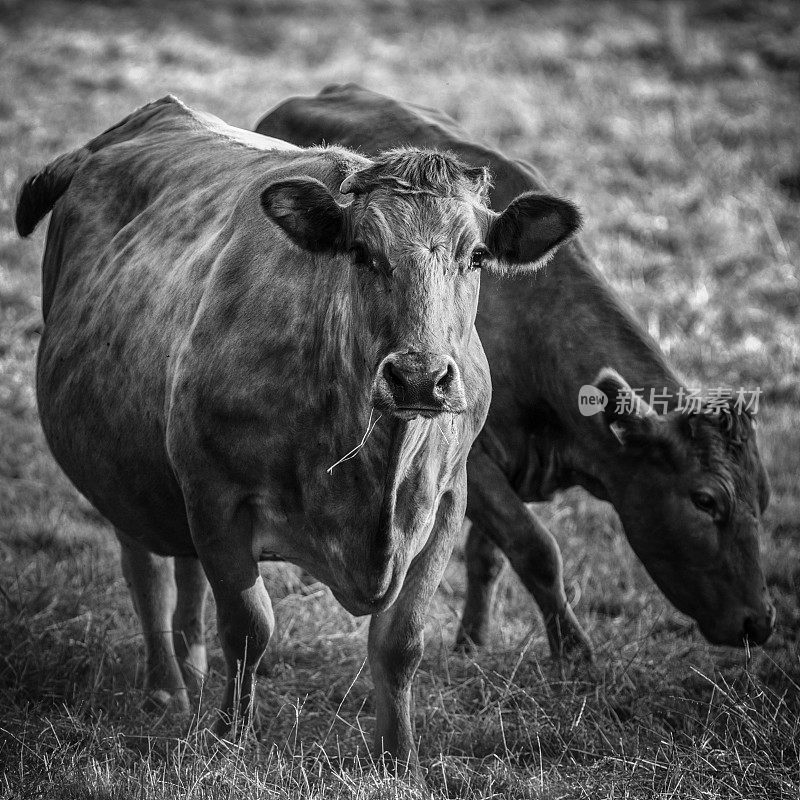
<box><xmin>578</xmin><ymin>385</ymin><xmax>608</xmax><ymax>416</ymax></box>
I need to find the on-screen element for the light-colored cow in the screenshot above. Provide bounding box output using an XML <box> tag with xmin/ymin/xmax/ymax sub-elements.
<box><xmin>16</xmin><ymin>96</ymin><xmax>580</xmax><ymax>770</ymax></box>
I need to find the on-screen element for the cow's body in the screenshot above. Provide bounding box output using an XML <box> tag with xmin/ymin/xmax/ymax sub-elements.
<box><xmin>256</xmin><ymin>84</ymin><xmax>776</xmax><ymax>653</ymax></box>
<box><xmin>20</xmin><ymin>95</ymin><xmax>582</xmax><ymax>771</ymax></box>
<box><xmin>21</xmin><ymin>97</ymin><xmax>490</xmax><ymax>770</ymax></box>
<box><xmin>35</xmin><ymin>101</ymin><xmax>482</xmax><ymax>609</ymax></box>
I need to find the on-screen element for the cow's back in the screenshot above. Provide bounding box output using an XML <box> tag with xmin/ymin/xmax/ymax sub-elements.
<box><xmin>257</xmin><ymin>83</ymin><xmax>555</xmax><ymax>210</ymax></box>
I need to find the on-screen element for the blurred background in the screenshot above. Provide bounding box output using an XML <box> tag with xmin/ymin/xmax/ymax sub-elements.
<box><xmin>0</xmin><ymin>1</ymin><xmax>798</xmax><ymax>797</ymax></box>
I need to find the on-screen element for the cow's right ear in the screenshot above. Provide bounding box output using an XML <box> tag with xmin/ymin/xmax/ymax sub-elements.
<box><xmin>594</xmin><ymin>367</ymin><xmax>657</xmax><ymax>446</ymax></box>
<box><xmin>484</xmin><ymin>192</ymin><xmax>581</xmax><ymax>273</ymax></box>
<box><xmin>260</xmin><ymin>178</ymin><xmax>346</xmax><ymax>253</ymax></box>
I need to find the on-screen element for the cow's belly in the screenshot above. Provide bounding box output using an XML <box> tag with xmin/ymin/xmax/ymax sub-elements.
<box><xmin>36</xmin><ymin>318</ymin><xmax>195</xmax><ymax>556</ymax></box>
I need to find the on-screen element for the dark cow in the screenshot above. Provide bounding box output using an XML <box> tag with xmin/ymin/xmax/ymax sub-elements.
<box><xmin>16</xmin><ymin>96</ymin><xmax>580</xmax><ymax>770</ymax></box>
<box><xmin>255</xmin><ymin>83</ymin><xmax>776</xmax><ymax>655</ymax></box>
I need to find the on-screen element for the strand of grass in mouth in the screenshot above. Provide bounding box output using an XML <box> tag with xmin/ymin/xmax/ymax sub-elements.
<box><xmin>327</xmin><ymin>410</ymin><xmax>456</xmax><ymax>474</ymax></box>
<box><xmin>326</xmin><ymin>408</ymin><xmax>382</xmax><ymax>474</ymax></box>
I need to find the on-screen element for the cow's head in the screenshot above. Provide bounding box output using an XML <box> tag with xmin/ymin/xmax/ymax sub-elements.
<box><xmin>592</xmin><ymin>368</ymin><xmax>775</xmax><ymax>647</ymax></box>
<box><xmin>261</xmin><ymin>149</ymin><xmax>580</xmax><ymax>419</ymax></box>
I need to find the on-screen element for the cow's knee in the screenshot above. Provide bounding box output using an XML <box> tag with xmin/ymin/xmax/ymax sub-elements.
<box><xmin>509</xmin><ymin>526</ymin><xmax>563</xmax><ymax>597</ymax></box>
<box><xmin>465</xmin><ymin>523</ymin><xmax>506</xmax><ymax>583</ymax></box>
<box><xmin>373</xmin><ymin>631</ymin><xmax>425</xmax><ymax>689</ymax></box>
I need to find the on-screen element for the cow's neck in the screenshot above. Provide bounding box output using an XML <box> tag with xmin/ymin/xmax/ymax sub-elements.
<box><xmin>482</xmin><ymin>239</ymin><xmax>685</xmax><ymax>502</ymax></box>
<box><xmin>543</xmin><ymin>239</ymin><xmax>683</xmax><ymax>405</ymax></box>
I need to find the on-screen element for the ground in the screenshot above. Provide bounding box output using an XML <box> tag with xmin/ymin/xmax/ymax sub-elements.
<box><xmin>1</xmin><ymin>1</ymin><xmax>799</xmax><ymax>798</ymax></box>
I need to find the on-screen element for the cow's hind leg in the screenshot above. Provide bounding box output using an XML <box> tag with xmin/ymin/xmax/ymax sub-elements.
<box><xmin>173</xmin><ymin>556</ymin><xmax>209</xmax><ymax>692</ymax></box>
<box><xmin>116</xmin><ymin>530</ymin><xmax>190</xmax><ymax>714</ymax></box>
<box><xmin>459</xmin><ymin>447</ymin><xmax>592</xmax><ymax>660</ymax></box>
<box><xmin>454</xmin><ymin>521</ymin><xmax>506</xmax><ymax>650</ymax></box>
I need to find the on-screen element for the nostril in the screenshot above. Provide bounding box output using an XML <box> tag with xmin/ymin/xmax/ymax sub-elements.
<box><xmin>383</xmin><ymin>360</ymin><xmax>407</xmax><ymax>390</ymax></box>
<box><xmin>435</xmin><ymin>363</ymin><xmax>454</xmax><ymax>390</ymax></box>
<box><xmin>383</xmin><ymin>361</ymin><xmax>402</xmax><ymax>383</ymax></box>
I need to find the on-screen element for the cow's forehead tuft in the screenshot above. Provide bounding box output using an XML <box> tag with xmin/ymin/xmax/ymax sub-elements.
<box><xmin>345</xmin><ymin>147</ymin><xmax>490</xmax><ymax>200</ymax></box>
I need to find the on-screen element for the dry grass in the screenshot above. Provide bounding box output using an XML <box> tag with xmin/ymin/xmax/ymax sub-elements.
<box><xmin>1</xmin><ymin>0</ymin><xmax>799</xmax><ymax>797</ymax></box>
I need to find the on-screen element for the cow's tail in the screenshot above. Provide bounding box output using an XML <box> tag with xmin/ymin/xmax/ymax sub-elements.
<box><xmin>15</xmin><ymin>147</ymin><xmax>89</xmax><ymax>237</ymax></box>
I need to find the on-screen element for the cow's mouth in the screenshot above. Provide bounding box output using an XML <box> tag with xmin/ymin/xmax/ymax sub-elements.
<box><xmin>393</xmin><ymin>405</ymin><xmax>449</xmax><ymax>420</ymax></box>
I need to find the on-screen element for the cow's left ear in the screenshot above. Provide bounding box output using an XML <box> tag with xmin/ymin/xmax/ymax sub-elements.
<box><xmin>260</xmin><ymin>178</ymin><xmax>346</xmax><ymax>253</ymax></box>
<box><xmin>484</xmin><ymin>192</ymin><xmax>581</xmax><ymax>272</ymax></box>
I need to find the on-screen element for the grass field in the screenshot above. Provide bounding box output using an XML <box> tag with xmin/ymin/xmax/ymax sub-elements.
<box><xmin>1</xmin><ymin>1</ymin><xmax>799</xmax><ymax>797</ymax></box>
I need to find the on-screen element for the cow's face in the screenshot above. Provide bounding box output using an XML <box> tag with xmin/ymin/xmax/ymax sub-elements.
<box><xmin>261</xmin><ymin>149</ymin><xmax>581</xmax><ymax>420</ymax></box>
<box><xmin>593</xmin><ymin>369</ymin><xmax>775</xmax><ymax>647</ymax></box>
<box><xmin>345</xmin><ymin>187</ymin><xmax>484</xmax><ymax>420</ymax></box>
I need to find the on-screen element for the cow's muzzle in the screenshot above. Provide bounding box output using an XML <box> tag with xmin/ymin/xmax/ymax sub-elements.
<box><xmin>372</xmin><ymin>351</ymin><xmax>466</xmax><ymax>419</ymax></box>
<box><xmin>698</xmin><ymin>593</ymin><xmax>776</xmax><ymax>647</ymax></box>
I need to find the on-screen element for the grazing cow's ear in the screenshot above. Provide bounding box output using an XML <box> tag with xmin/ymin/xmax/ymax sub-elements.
<box><xmin>484</xmin><ymin>192</ymin><xmax>581</xmax><ymax>272</ymax></box>
<box><xmin>260</xmin><ymin>178</ymin><xmax>346</xmax><ymax>253</ymax></box>
<box><xmin>593</xmin><ymin>367</ymin><xmax>657</xmax><ymax>446</ymax></box>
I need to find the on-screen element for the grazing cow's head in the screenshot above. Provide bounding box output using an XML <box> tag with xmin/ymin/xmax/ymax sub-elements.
<box><xmin>261</xmin><ymin>149</ymin><xmax>580</xmax><ymax>419</ymax></box>
<box><xmin>593</xmin><ymin>369</ymin><xmax>775</xmax><ymax>647</ymax></box>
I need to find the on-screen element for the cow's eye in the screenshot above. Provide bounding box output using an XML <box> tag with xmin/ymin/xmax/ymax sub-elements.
<box><xmin>691</xmin><ymin>490</ymin><xmax>718</xmax><ymax>519</ymax></box>
<box><xmin>470</xmin><ymin>246</ymin><xmax>489</xmax><ymax>270</ymax></box>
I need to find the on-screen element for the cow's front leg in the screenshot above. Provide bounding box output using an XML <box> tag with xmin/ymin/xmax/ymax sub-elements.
<box><xmin>173</xmin><ymin>556</ymin><xmax>209</xmax><ymax>692</ymax></box>
<box><xmin>188</xmin><ymin>497</ymin><xmax>274</xmax><ymax>737</ymax></box>
<box><xmin>462</xmin><ymin>447</ymin><xmax>593</xmax><ymax>660</ymax></box>
<box><xmin>116</xmin><ymin>529</ymin><xmax>190</xmax><ymax>715</ymax></box>
<box><xmin>368</xmin><ymin>486</ymin><xmax>463</xmax><ymax>778</ymax></box>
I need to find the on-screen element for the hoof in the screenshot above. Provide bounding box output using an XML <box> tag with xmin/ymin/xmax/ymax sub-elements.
<box><xmin>375</xmin><ymin>751</ymin><xmax>425</xmax><ymax>785</ymax></box>
<box><xmin>210</xmin><ymin>708</ymin><xmax>259</xmax><ymax>741</ymax></box>
<box><xmin>453</xmin><ymin>635</ymin><xmax>478</xmax><ymax>654</ymax></box>
<box><xmin>551</xmin><ymin>635</ymin><xmax>594</xmax><ymax>664</ymax></box>
<box><xmin>453</xmin><ymin>625</ymin><xmax>486</xmax><ymax>654</ymax></box>
<box><xmin>546</xmin><ymin>607</ymin><xmax>594</xmax><ymax>663</ymax></box>
<box><xmin>144</xmin><ymin>687</ymin><xmax>191</xmax><ymax>717</ymax></box>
